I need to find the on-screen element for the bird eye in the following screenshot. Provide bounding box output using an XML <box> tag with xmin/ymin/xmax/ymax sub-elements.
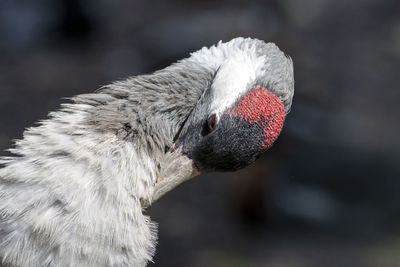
<box><xmin>208</xmin><ymin>114</ymin><xmax>217</xmax><ymax>132</ymax></box>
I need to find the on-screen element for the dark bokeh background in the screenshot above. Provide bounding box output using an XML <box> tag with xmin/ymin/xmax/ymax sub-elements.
<box><xmin>1</xmin><ymin>0</ymin><xmax>400</xmax><ymax>266</ymax></box>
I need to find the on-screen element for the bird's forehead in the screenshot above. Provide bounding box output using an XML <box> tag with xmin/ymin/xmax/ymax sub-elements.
<box><xmin>209</xmin><ymin>54</ymin><xmax>266</xmax><ymax>117</ymax></box>
<box><xmin>228</xmin><ymin>87</ymin><xmax>285</xmax><ymax>149</ymax></box>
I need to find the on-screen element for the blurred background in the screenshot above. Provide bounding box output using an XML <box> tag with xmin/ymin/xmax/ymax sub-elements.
<box><xmin>0</xmin><ymin>0</ymin><xmax>399</xmax><ymax>266</ymax></box>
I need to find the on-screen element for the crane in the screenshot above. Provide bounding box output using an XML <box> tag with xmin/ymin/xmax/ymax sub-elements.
<box><xmin>0</xmin><ymin>37</ymin><xmax>294</xmax><ymax>266</ymax></box>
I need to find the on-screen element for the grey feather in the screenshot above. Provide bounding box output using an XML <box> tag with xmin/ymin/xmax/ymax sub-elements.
<box><xmin>0</xmin><ymin>37</ymin><xmax>294</xmax><ymax>267</ymax></box>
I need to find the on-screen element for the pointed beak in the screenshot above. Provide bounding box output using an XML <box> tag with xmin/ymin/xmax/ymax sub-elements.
<box><xmin>141</xmin><ymin>147</ymin><xmax>199</xmax><ymax>208</ymax></box>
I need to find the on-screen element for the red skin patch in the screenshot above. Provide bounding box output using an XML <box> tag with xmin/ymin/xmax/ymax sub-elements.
<box><xmin>229</xmin><ymin>87</ymin><xmax>285</xmax><ymax>149</ymax></box>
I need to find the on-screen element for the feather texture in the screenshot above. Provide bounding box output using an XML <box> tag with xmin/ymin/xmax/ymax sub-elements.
<box><xmin>0</xmin><ymin>37</ymin><xmax>294</xmax><ymax>266</ymax></box>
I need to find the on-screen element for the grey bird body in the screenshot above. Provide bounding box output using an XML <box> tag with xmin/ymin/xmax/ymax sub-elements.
<box><xmin>0</xmin><ymin>38</ymin><xmax>294</xmax><ymax>266</ymax></box>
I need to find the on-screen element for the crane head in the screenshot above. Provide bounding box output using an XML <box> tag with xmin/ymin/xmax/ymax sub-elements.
<box><xmin>147</xmin><ymin>38</ymin><xmax>294</xmax><ymax>206</ymax></box>
<box><xmin>176</xmin><ymin>39</ymin><xmax>293</xmax><ymax>172</ymax></box>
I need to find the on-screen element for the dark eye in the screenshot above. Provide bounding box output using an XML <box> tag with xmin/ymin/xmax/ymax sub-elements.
<box><xmin>208</xmin><ymin>114</ymin><xmax>217</xmax><ymax>132</ymax></box>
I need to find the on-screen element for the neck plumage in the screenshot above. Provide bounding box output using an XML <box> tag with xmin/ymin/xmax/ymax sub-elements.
<box><xmin>0</xmin><ymin>61</ymin><xmax>213</xmax><ymax>266</ymax></box>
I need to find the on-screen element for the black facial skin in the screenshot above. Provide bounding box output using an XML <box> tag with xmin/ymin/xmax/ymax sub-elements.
<box><xmin>178</xmin><ymin>113</ymin><xmax>266</xmax><ymax>172</ymax></box>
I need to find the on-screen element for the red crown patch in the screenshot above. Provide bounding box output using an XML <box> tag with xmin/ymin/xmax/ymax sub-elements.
<box><xmin>229</xmin><ymin>87</ymin><xmax>286</xmax><ymax>149</ymax></box>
